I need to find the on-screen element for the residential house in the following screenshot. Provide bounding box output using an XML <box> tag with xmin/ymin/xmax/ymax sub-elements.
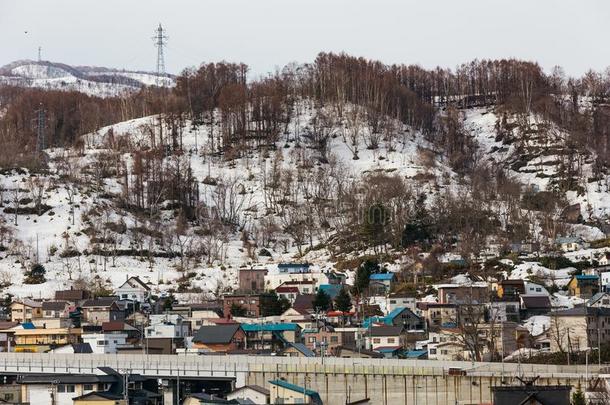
<box><xmin>567</xmin><ymin>274</ymin><xmax>599</xmax><ymax>298</ymax></box>
<box><xmin>13</xmin><ymin>327</ymin><xmax>81</xmax><ymax>353</ymax></box>
<box><xmin>368</xmin><ymin>273</ymin><xmax>396</xmax><ymax>295</ymax></box>
<box><xmin>519</xmin><ymin>295</ymin><xmax>551</xmax><ymax>317</ymax></box>
<box><xmin>555</xmin><ymin>236</ymin><xmax>586</xmax><ymax>252</ymax></box>
<box><xmin>365</xmin><ymin>326</ymin><xmax>405</xmax><ymax>351</ymax></box>
<box><xmin>492</xmin><ymin>384</ymin><xmax>571</xmax><ymax>405</ymax></box>
<box><xmin>191</xmin><ymin>324</ymin><xmax>246</xmax><ymax>352</ymax></box>
<box><xmin>238</xmin><ymin>268</ymin><xmax>268</xmax><ymax>293</ymax></box>
<box><xmin>81</xmin><ymin>297</ymin><xmax>124</xmax><ymax>325</ymax></box>
<box><xmin>303</xmin><ymin>325</ymin><xmax>356</xmax><ymax>355</ymax></box>
<box><xmin>41</xmin><ymin>301</ymin><xmax>71</xmax><ymax>319</ymax></box>
<box><xmin>114</xmin><ymin>276</ymin><xmax>151</xmax><ymax>304</ymax></box>
<box><xmin>54</xmin><ymin>288</ymin><xmax>91</xmax><ymax>306</ymax></box>
<box><xmin>486</xmin><ymin>299</ymin><xmax>520</xmax><ymax>323</ymax></box>
<box><xmin>278</xmin><ymin>263</ymin><xmax>311</xmax><ymax>274</ymax></box>
<box><xmin>242</xmin><ymin>323</ymin><xmax>301</xmax><ymax>351</ymax></box>
<box><xmin>145</xmin><ymin>314</ymin><xmax>189</xmax><ymax>339</ymax></box>
<box><xmin>496</xmin><ymin>279</ymin><xmax>525</xmax><ymax>298</ymax></box>
<box><xmin>417</xmin><ymin>303</ymin><xmax>457</xmax><ymax>329</ymax></box>
<box><xmin>436</xmin><ymin>284</ymin><xmax>489</xmax><ymax>304</ymax></box>
<box><xmin>277</xmin><ymin>280</ymin><xmax>316</xmax><ymax>295</ymax></box>
<box><xmin>73</xmin><ymin>391</ymin><xmax>127</xmax><ymax>405</ymax></box>
<box><xmin>363</xmin><ymin>307</ymin><xmax>424</xmax><ymax>331</ymax></box>
<box><xmin>17</xmin><ymin>373</ymin><xmax>119</xmax><ymax>405</ymax></box>
<box><xmin>10</xmin><ymin>299</ymin><xmax>42</xmax><ymax>323</ymax></box>
<box><xmin>281</xmin><ymin>342</ymin><xmax>316</xmax><ymax>357</ymax></box>
<box><xmin>549</xmin><ymin>307</ymin><xmax>610</xmax><ymax>352</ymax></box>
<box><xmin>523</xmin><ymin>281</ymin><xmax>550</xmax><ymax>296</ymax></box>
<box><xmin>292</xmin><ymin>294</ymin><xmax>315</xmax><ymax>315</ymax></box>
<box><xmin>333</xmin><ymin>345</ymin><xmax>384</xmax><ymax>358</ymax></box>
<box><xmin>588</xmin><ymin>292</ymin><xmax>610</xmax><ymax>308</ymax></box>
<box><xmin>227</xmin><ymin>385</ymin><xmax>270</xmax><ymax>404</ymax></box>
<box><xmin>601</xmin><ymin>271</ymin><xmax>610</xmax><ymax>291</ymax></box>
<box><xmin>276</xmin><ymin>286</ymin><xmax>300</xmax><ymax>303</ymax></box>
<box><xmin>385</xmin><ymin>294</ymin><xmax>417</xmax><ymax>314</ymax></box>
<box><xmin>269</xmin><ymin>379</ymin><xmax>322</xmax><ymax>405</ymax></box>
<box><xmin>82</xmin><ymin>331</ymin><xmax>130</xmax><ymax>354</ymax></box>
<box><xmin>222</xmin><ymin>294</ymin><xmax>261</xmax><ymax>318</ymax></box>
<box><xmin>318</xmin><ymin>284</ymin><xmax>342</xmax><ymax>299</ymax></box>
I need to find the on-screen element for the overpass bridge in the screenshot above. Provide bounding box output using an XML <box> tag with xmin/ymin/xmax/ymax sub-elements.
<box><xmin>0</xmin><ymin>353</ymin><xmax>605</xmax><ymax>404</ymax></box>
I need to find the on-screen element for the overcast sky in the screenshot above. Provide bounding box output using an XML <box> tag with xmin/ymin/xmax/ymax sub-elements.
<box><xmin>1</xmin><ymin>0</ymin><xmax>609</xmax><ymax>78</ymax></box>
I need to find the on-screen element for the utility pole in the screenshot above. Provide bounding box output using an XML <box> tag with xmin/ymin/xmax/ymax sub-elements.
<box><xmin>38</xmin><ymin>46</ymin><xmax>42</xmax><ymax>62</ymax></box>
<box><xmin>152</xmin><ymin>23</ymin><xmax>168</xmax><ymax>86</ymax></box>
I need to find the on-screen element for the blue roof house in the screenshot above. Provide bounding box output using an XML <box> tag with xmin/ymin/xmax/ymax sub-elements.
<box><xmin>369</xmin><ymin>273</ymin><xmax>397</xmax><ymax>295</ymax></box>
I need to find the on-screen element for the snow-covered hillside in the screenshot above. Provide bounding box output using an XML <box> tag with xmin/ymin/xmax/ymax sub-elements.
<box><xmin>0</xmin><ymin>60</ymin><xmax>175</xmax><ymax>97</ymax></box>
<box><xmin>0</xmin><ymin>100</ymin><xmax>608</xmax><ymax>301</ymax></box>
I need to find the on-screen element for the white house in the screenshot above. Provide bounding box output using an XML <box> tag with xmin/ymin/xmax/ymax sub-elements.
<box><xmin>523</xmin><ymin>281</ymin><xmax>550</xmax><ymax>296</ymax></box>
<box><xmin>115</xmin><ymin>276</ymin><xmax>151</xmax><ymax>303</ymax></box>
<box><xmin>227</xmin><ymin>385</ymin><xmax>270</xmax><ymax>404</ymax></box>
<box><xmin>146</xmin><ymin>314</ymin><xmax>189</xmax><ymax>339</ymax></box>
<box><xmin>265</xmin><ymin>272</ymin><xmax>331</xmax><ymax>290</ymax></box>
<box><xmin>82</xmin><ymin>332</ymin><xmax>129</xmax><ymax>354</ymax></box>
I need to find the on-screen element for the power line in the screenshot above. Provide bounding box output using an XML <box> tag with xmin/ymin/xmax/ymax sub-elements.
<box><xmin>152</xmin><ymin>23</ymin><xmax>168</xmax><ymax>86</ymax></box>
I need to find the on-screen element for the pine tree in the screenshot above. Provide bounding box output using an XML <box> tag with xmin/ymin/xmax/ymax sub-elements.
<box><xmin>334</xmin><ymin>287</ymin><xmax>352</xmax><ymax>313</ymax></box>
<box><xmin>260</xmin><ymin>291</ymin><xmax>291</xmax><ymax>316</ymax></box>
<box><xmin>230</xmin><ymin>303</ymin><xmax>247</xmax><ymax>317</ymax></box>
<box><xmin>312</xmin><ymin>289</ymin><xmax>332</xmax><ymax>312</ymax></box>
<box><xmin>353</xmin><ymin>259</ymin><xmax>379</xmax><ymax>296</ymax></box>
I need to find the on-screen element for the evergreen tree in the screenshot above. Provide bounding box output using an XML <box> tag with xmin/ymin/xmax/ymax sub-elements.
<box><xmin>312</xmin><ymin>289</ymin><xmax>332</xmax><ymax>312</ymax></box>
<box><xmin>353</xmin><ymin>259</ymin><xmax>380</xmax><ymax>296</ymax></box>
<box><xmin>571</xmin><ymin>386</ymin><xmax>585</xmax><ymax>405</ymax></box>
<box><xmin>402</xmin><ymin>193</ymin><xmax>432</xmax><ymax>247</ymax></box>
<box><xmin>230</xmin><ymin>303</ymin><xmax>247</xmax><ymax>317</ymax></box>
<box><xmin>334</xmin><ymin>287</ymin><xmax>352</xmax><ymax>313</ymax></box>
<box><xmin>260</xmin><ymin>291</ymin><xmax>291</xmax><ymax>316</ymax></box>
<box><xmin>25</xmin><ymin>263</ymin><xmax>46</xmax><ymax>284</ymax></box>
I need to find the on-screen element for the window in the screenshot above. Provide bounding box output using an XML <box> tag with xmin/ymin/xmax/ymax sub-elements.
<box><xmin>387</xmin><ymin>338</ymin><xmax>395</xmax><ymax>343</ymax></box>
<box><xmin>373</xmin><ymin>338</ymin><xmax>380</xmax><ymax>343</ymax></box>
<box><xmin>429</xmin><ymin>349</ymin><xmax>437</xmax><ymax>355</ymax></box>
<box><xmin>536</xmin><ymin>288</ymin><xmax>541</xmax><ymax>292</ymax></box>
<box><xmin>57</xmin><ymin>384</ymin><xmax>74</xmax><ymax>393</ymax></box>
<box><xmin>83</xmin><ymin>384</ymin><xmax>93</xmax><ymax>391</ymax></box>
<box><xmin>441</xmin><ymin>350</ymin><xmax>448</xmax><ymax>355</ymax></box>
<box><xmin>330</xmin><ymin>336</ymin><xmax>338</xmax><ymax>343</ymax></box>
<box><xmin>66</xmin><ymin>385</ymin><xmax>75</xmax><ymax>393</ymax></box>
<box><xmin>97</xmin><ymin>340</ymin><xmax>108</xmax><ymax>346</ymax></box>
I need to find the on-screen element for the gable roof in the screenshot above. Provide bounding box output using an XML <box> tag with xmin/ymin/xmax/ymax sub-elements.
<box><xmin>193</xmin><ymin>324</ymin><xmax>242</xmax><ymax>344</ymax></box>
<box><xmin>81</xmin><ymin>297</ymin><xmax>118</xmax><ymax>308</ymax></box>
<box><xmin>55</xmin><ymin>289</ymin><xmax>90</xmax><ymax>301</ymax></box>
<box><xmin>72</xmin><ymin>391</ymin><xmax>125</xmax><ymax>401</ymax></box>
<box><xmin>369</xmin><ymin>273</ymin><xmax>395</xmax><ymax>281</ymax></box>
<box><xmin>588</xmin><ymin>292</ymin><xmax>610</xmax><ymax>306</ymax></box>
<box><xmin>11</xmin><ymin>299</ymin><xmax>41</xmax><ymax>308</ymax></box>
<box><xmin>241</xmin><ymin>323</ymin><xmax>300</xmax><ymax>333</ymax></box>
<box><xmin>118</xmin><ymin>276</ymin><xmax>151</xmax><ymax>291</ymax></box>
<box><xmin>285</xmin><ymin>342</ymin><xmax>315</xmax><ymax>357</ymax></box>
<box><xmin>231</xmin><ymin>384</ymin><xmax>270</xmax><ymax>396</ymax></box>
<box><xmin>292</xmin><ymin>294</ymin><xmax>315</xmax><ymax>312</ymax></box>
<box><xmin>269</xmin><ymin>379</ymin><xmax>321</xmax><ymax>403</ymax></box>
<box><xmin>42</xmin><ymin>301</ymin><xmax>70</xmax><ymax>311</ymax></box>
<box><xmin>369</xmin><ymin>325</ymin><xmax>403</xmax><ymax>337</ymax></box>
<box><xmin>520</xmin><ymin>295</ymin><xmax>551</xmax><ymax>310</ymax></box>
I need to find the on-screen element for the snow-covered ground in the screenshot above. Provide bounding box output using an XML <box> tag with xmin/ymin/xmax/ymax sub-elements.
<box><xmin>0</xmin><ymin>61</ymin><xmax>175</xmax><ymax>97</ymax></box>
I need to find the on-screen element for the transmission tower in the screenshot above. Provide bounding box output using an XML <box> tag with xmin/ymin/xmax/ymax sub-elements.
<box><xmin>153</xmin><ymin>23</ymin><xmax>168</xmax><ymax>86</ymax></box>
